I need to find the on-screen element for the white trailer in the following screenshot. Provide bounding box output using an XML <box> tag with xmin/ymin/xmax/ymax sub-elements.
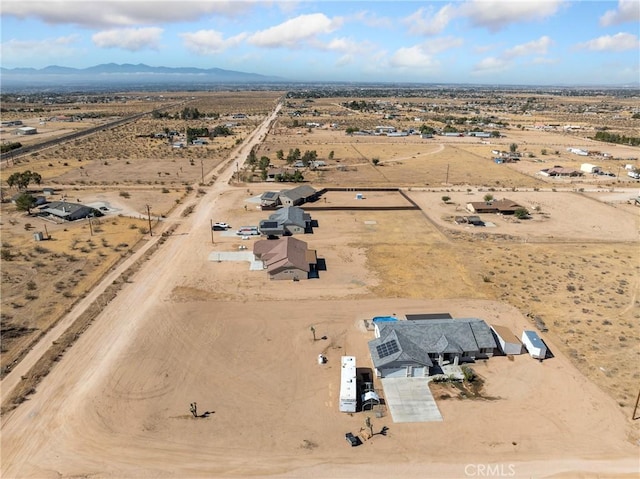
<box><xmin>491</xmin><ymin>325</ymin><xmax>523</xmax><ymax>355</ymax></box>
<box><xmin>521</xmin><ymin>330</ymin><xmax>547</xmax><ymax>359</ymax></box>
<box><xmin>339</xmin><ymin>356</ymin><xmax>357</xmax><ymax>413</ymax></box>
<box><xmin>580</xmin><ymin>163</ymin><xmax>601</xmax><ymax>174</ymax></box>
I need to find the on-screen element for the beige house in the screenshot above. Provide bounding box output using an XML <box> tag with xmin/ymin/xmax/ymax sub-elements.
<box><xmin>253</xmin><ymin>237</ymin><xmax>317</xmax><ymax>280</ymax></box>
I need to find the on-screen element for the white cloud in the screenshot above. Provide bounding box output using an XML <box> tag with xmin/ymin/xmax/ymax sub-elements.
<box><xmin>389</xmin><ymin>45</ymin><xmax>439</xmax><ymax>69</ymax></box>
<box><xmin>422</xmin><ymin>36</ymin><xmax>464</xmax><ymax>54</ymax></box>
<box><xmin>0</xmin><ymin>35</ymin><xmax>80</xmax><ymax>65</ymax></box>
<box><xmin>531</xmin><ymin>56</ymin><xmax>558</xmax><ymax>65</ymax></box>
<box><xmin>248</xmin><ymin>13</ymin><xmax>342</xmax><ymax>48</ymax></box>
<box><xmin>472</xmin><ymin>56</ymin><xmax>509</xmax><ymax>73</ymax></box>
<box><xmin>180</xmin><ymin>30</ymin><xmax>246</xmax><ymax>55</ymax></box>
<box><xmin>404</xmin><ymin>5</ymin><xmax>456</xmax><ymax>36</ymax></box>
<box><xmin>336</xmin><ymin>54</ymin><xmax>354</xmax><ymax>67</ymax></box>
<box><xmin>1</xmin><ymin>1</ymin><xmax>252</xmax><ymax>28</ymax></box>
<box><xmin>92</xmin><ymin>27</ymin><xmax>162</xmax><ymax>51</ymax></box>
<box><xmin>504</xmin><ymin>36</ymin><xmax>553</xmax><ymax>58</ymax></box>
<box><xmin>352</xmin><ymin>10</ymin><xmax>393</xmax><ymax>29</ymax></box>
<box><xmin>600</xmin><ymin>0</ymin><xmax>640</xmax><ymax>26</ymax></box>
<box><xmin>576</xmin><ymin>32</ymin><xmax>640</xmax><ymax>52</ymax></box>
<box><xmin>460</xmin><ymin>0</ymin><xmax>563</xmax><ymax>32</ymax></box>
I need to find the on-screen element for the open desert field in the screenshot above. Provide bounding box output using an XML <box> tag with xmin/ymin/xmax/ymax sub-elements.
<box><xmin>2</xmin><ymin>90</ymin><xmax>639</xmax><ymax>478</ymax></box>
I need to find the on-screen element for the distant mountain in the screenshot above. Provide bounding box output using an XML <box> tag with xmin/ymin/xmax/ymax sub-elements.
<box><xmin>0</xmin><ymin>63</ymin><xmax>285</xmax><ymax>90</ymax></box>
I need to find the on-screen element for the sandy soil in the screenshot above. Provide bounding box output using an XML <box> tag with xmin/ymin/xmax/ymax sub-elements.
<box><xmin>2</xmin><ymin>96</ymin><xmax>639</xmax><ymax>479</ymax></box>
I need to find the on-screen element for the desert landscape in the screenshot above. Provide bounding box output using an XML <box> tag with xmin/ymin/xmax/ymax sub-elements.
<box><xmin>1</xmin><ymin>88</ymin><xmax>639</xmax><ymax>478</ymax></box>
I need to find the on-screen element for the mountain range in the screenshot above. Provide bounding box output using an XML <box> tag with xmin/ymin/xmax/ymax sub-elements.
<box><xmin>0</xmin><ymin>63</ymin><xmax>285</xmax><ymax>89</ymax></box>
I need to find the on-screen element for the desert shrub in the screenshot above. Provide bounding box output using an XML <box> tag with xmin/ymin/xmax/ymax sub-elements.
<box><xmin>119</xmin><ymin>191</ymin><xmax>130</xmax><ymax>198</ymax></box>
<box><xmin>26</xmin><ymin>280</ymin><xmax>37</xmax><ymax>291</ymax></box>
<box><xmin>1</xmin><ymin>248</ymin><xmax>13</xmax><ymax>261</ymax></box>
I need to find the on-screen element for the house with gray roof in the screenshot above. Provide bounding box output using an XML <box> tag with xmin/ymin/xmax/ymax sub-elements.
<box><xmin>37</xmin><ymin>201</ymin><xmax>103</xmax><ymax>222</ymax></box>
<box><xmin>279</xmin><ymin>185</ymin><xmax>318</xmax><ymax>206</ymax></box>
<box><xmin>368</xmin><ymin>318</ymin><xmax>497</xmax><ymax>378</ymax></box>
<box><xmin>260</xmin><ymin>185</ymin><xmax>318</xmax><ymax>209</ymax></box>
<box><xmin>258</xmin><ymin>206</ymin><xmax>311</xmax><ymax>236</ymax></box>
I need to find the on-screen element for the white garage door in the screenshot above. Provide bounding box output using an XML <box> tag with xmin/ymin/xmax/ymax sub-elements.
<box><xmin>382</xmin><ymin>367</ymin><xmax>408</xmax><ymax>378</ymax></box>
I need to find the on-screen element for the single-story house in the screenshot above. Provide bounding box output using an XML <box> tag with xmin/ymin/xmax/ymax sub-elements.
<box><xmin>368</xmin><ymin>318</ymin><xmax>497</xmax><ymax>378</ymax></box>
<box><xmin>279</xmin><ymin>185</ymin><xmax>318</xmax><ymax>206</ymax></box>
<box><xmin>539</xmin><ymin>167</ymin><xmax>583</xmax><ymax>177</ymax></box>
<box><xmin>260</xmin><ymin>190</ymin><xmax>281</xmax><ymax>207</ymax></box>
<box><xmin>258</xmin><ymin>206</ymin><xmax>311</xmax><ymax>236</ymax></box>
<box><xmin>37</xmin><ymin>201</ymin><xmax>103</xmax><ymax>221</ymax></box>
<box><xmin>253</xmin><ymin>236</ymin><xmax>317</xmax><ymax>281</ymax></box>
<box><xmin>491</xmin><ymin>325</ymin><xmax>523</xmax><ymax>355</ymax></box>
<box><xmin>466</xmin><ymin>199</ymin><xmax>524</xmax><ymax>215</ymax></box>
<box><xmin>264</xmin><ymin>168</ymin><xmax>288</xmax><ymax>182</ymax></box>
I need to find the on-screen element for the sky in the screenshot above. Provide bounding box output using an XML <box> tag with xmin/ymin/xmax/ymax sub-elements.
<box><xmin>1</xmin><ymin>0</ymin><xmax>639</xmax><ymax>85</ymax></box>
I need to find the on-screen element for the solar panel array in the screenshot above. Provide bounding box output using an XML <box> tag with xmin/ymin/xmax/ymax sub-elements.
<box><xmin>376</xmin><ymin>339</ymin><xmax>399</xmax><ymax>358</ymax></box>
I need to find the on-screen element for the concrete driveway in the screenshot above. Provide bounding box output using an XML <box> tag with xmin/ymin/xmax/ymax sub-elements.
<box><xmin>381</xmin><ymin>378</ymin><xmax>443</xmax><ymax>423</ymax></box>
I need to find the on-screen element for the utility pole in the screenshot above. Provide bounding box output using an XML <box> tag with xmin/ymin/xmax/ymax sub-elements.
<box><xmin>445</xmin><ymin>163</ymin><xmax>450</xmax><ymax>184</ymax></box>
<box><xmin>146</xmin><ymin>204</ymin><xmax>153</xmax><ymax>236</ymax></box>
<box><xmin>210</xmin><ymin>219</ymin><xmax>214</xmax><ymax>244</ymax></box>
<box><xmin>200</xmin><ymin>159</ymin><xmax>204</xmax><ymax>184</ymax></box>
<box><xmin>88</xmin><ymin>215</ymin><xmax>94</xmax><ymax>236</ymax></box>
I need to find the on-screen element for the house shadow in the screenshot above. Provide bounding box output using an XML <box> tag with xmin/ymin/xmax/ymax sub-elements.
<box><xmin>316</xmin><ymin>258</ymin><xmax>327</xmax><ymax>271</ymax></box>
<box><xmin>542</xmin><ymin>341</ymin><xmax>555</xmax><ymax>360</ymax></box>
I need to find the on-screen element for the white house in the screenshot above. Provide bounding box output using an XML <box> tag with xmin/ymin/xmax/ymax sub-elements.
<box><xmin>491</xmin><ymin>325</ymin><xmax>523</xmax><ymax>355</ymax></box>
<box><xmin>521</xmin><ymin>330</ymin><xmax>547</xmax><ymax>359</ymax></box>
<box><xmin>339</xmin><ymin>356</ymin><xmax>357</xmax><ymax>413</ymax></box>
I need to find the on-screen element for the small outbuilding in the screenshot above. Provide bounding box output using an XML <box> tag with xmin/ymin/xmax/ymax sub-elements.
<box><xmin>16</xmin><ymin>126</ymin><xmax>37</xmax><ymax>135</ymax></box>
<box><xmin>491</xmin><ymin>325</ymin><xmax>523</xmax><ymax>355</ymax></box>
<box><xmin>521</xmin><ymin>330</ymin><xmax>547</xmax><ymax>359</ymax></box>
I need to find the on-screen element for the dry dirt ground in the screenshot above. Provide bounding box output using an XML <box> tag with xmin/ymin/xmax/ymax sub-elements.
<box><xmin>1</xmin><ymin>92</ymin><xmax>639</xmax><ymax>478</ymax></box>
<box><xmin>1</xmin><ymin>91</ymin><xmax>283</xmax><ymax>377</ymax></box>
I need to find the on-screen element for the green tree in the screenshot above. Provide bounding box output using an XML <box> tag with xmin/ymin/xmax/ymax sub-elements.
<box><xmin>286</xmin><ymin>148</ymin><xmax>301</xmax><ymax>164</ymax></box>
<box><xmin>247</xmin><ymin>147</ymin><xmax>257</xmax><ymax>166</ymax></box>
<box><xmin>276</xmin><ymin>149</ymin><xmax>284</xmax><ymax>161</ymax></box>
<box><xmin>514</xmin><ymin>208</ymin><xmax>529</xmax><ymax>219</ymax></box>
<box><xmin>371</xmin><ymin>158</ymin><xmax>380</xmax><ymax>166</ymax></box>
<box><xmin>483</xmin><ymin>193</ymin><xmax>494</xmax><ymax>203</ymax></box>
<box><xmin>301</xmin><ymin>150</ymin><xmax>317</xmax><ymax>167</ymax></box>
<box><xmin>509</xmin><ymin>143</ymin><xmax>518</xmax><ymax>153</ymax></box>
<box><xmin>14</xmin><ymin>192</ymin><xmax>36</xmax><ymax>213</ymax></box>
<box><xmin>258</xmin><ymin>156</ymin><xmax>270</xmax><ymax>170</ymax></box>
<box><xmin>490</xmin><ymin>131</ymin><xmax>500</xmax><ymax>138</ymax></box>
<box><xmin>7</xmin><ymin>170</ymin><xmax>41</xmax><ymax>190</ymax></box>
<box><xmin>328</xmin><ymin>150</ymin><xmax>334</xmax><ymax>160</ymax></box>
<box><xmin>441</xmin><ymin>196</ymin><xmax>451</xmax><ymax>204</ymax></box>
<box><xmin>420</xmin><ymin>124</ymin><xmax>436</xmax><ymax>135</ymax></box>
<box><xmin>345</xmin><ymin>126</ymin><xmax>358</xmax><ymax>135</ymax></box>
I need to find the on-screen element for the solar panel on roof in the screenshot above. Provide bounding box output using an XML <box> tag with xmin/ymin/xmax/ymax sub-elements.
<box><xmin>376</xmin><ymin>339</ymin><xmax>399</xmax><ymax>358</ymax></box>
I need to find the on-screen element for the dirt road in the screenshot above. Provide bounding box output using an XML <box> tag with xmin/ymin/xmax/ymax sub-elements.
<box><xmin>0</xmin><ymin>100</ymin><xmax>281</xmax><ymax>410</ymax></box>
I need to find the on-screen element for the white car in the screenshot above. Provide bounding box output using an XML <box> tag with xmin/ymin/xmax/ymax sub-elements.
<box><xmin>212</xmin><ymin>222</ymin><xmax>230</xmax><ymax>230</ymax></box>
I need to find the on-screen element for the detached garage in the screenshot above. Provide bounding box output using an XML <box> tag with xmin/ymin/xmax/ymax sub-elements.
<box><xmin>491</xmin><ymin>325</ymin><xmax>523</xmax><ymax>355</ymax></box>
<box><xmin>522</xmin><ymin>330</ymin><xmax>547</xmax><ymax>359</ymax></box>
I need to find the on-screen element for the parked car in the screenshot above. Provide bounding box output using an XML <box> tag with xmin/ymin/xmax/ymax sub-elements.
<box><xmin>236</xmin><ymin>226</ymin><xmax>259</xmax><ymax>235</ymax></box>
<box><xmin>212</xmin><ymin>222</ymin><xmax>230</xmax><ymax>231</ymax></box>
<box><xmin>345</xmin><ymin>432</ymin><xmax>361</xmax><ymax>447</ymax></box>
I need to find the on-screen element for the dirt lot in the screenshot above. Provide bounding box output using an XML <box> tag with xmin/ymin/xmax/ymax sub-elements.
<box><xmin>1</xmin><ymin>91</ymin><xmax>639</xmax><ymax>478</ymax></box>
